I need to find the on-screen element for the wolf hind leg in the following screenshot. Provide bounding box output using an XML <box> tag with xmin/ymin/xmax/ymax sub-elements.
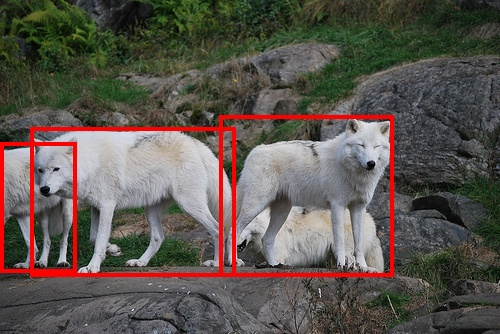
<box><xmin>168</xmin><ymin>190</ymin><xmax>221</xmax><ymax>267</ymax></box>
<box><xmin>125</xmin><ymin>200</ymin><xmax>169</xmax><ymax>267</ymax></box>
<box><xmin>232</xmin><ymin>193</ymin><xmax>273</xmax><ymax>267</ymax></box>
<box><xmin>262</xmin><ymin>199</ymin><xmax>292</xmax><ymax>266</ymax></box>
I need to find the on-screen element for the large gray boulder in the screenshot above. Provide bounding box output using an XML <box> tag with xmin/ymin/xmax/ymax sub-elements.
<box><xmin>327</xmin><ymin>57</ymin><xmax>500</xmax><ymax>187</ymax></box>
<box><xmin>0</xmin><ymin>276</ymin><xmax>431</xmax><ymax>334</ymax></box>
<box><xmin>386</xmin><ymin>293</ymin><xmax>500</xmax><ymax>334</ymax></box>
<box><xmin>0</xmin><ymin>109</ymin><xmax>82</xmax><ymax>141</ymax></box>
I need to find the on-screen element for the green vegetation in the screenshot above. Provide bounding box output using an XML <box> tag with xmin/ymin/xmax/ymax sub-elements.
<box><xmin>1</xmin><ymin>0</ymin><xmax>499</xmax><ymax>117</ymax></box>
<box><xmin>3</xmin><ymin>207</ymin><xmax>199</xmax><ymax>270</ymax></box>
<box><xmin>369</xmin><ymin>291</ymin><xmax>412</xmax><ymax>328</ymax></box>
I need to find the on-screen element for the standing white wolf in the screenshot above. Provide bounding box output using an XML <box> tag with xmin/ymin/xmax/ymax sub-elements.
<box><xmin>232</xmin><ymin>120</ymin><xmax>390</xmax><ymax>272</ymax></box>
<box><xmin>4</xmin><ymin>147</ymin><xmax>73</xmax><ymax>269</ymax></box>
<box><xmin>238</xmin><ymin>207</ymin><xmax>384</xmax><ymax>272</ymax></box>
<box><xmin>34</xmin><ymin>131</ymin><xmax>231</xmax><ymax>273</ymax></box>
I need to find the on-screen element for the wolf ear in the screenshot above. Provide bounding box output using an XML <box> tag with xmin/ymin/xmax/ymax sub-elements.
<box><xmin>346</xmin><ymin>119</ymin><xmax>360</xmax><ymax>134</ymax></box>
<box><xmin>65</xmin><ymin>137</ymin><xmax>77</xmax><ymax>155</ymax></box>
<box><xmin>34</xmin><ymin>138</ymin><xmax>43</xmax><ymax>153</ymax></box>
<box><xmin>378</xmin><ymin>121</ymin><xmax>390</xmax><ymax>137</ymax></box>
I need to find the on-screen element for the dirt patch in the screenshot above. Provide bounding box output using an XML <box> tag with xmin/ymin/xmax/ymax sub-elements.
<box><xmin>111</xmin><ymin>212</ymin><xmax>199</xmax><ymax>238</ymax></box>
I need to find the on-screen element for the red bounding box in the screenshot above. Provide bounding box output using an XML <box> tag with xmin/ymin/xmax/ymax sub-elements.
<box><xmin>220</xmin><ymin>114</ymin><xmax>395</xmax><ymax>279</ymax></box>
<box><xmin>1</xmin><ymin>141</ymin><xmax>77</xmax><ymax>275</ymax></box>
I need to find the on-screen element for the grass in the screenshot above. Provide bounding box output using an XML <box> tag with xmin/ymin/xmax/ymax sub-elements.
<box><xmin>456</xmin><ymin>178</ymin><xmax>500</xmax><ymax>253</ymax></box>
<box><xmin>0</xmin><ymin>64</ymin><xmax>149</xmax><ymax>118</ymax></box>
<box><xmin>3</xmin><ymin>206</ymin><xmax>200</xmax><ymax>270</ymax></box>
<box><xmin>369</xmin><ymin>291</ymin><xmax>412</xmax><ymax>328</ymax></box>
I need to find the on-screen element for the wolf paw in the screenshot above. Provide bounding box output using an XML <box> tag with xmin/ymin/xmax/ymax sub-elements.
<box><xmin>125</xmin><ymin>259</ymin><xmax>147</xmax><ymax>267</ymax></box>
<box><xmin>57</xmin><ymin>261</ymin><xmax>71</xmax><ymax>268</ymax></box>
<box><xmin>106</xmin><ymin>243</ymin><xmax>122</xmax><ymax>257</ymax></box>
<box><xmin>34</xmin><ymin>261</ymin><xmax>47</xmax><ymax>268</ymax></box>
<box><xmin>78</xmin><ymin>266</ymin><xmax>100</xmax><ymax>273</ymax></box>
<box><xmin>13</xmin><ymin>262</ymin><xmax>30</xmax><ymax>269</ymax></box>
<box><xmin>202</xmin><ymin>260</ymin><xmax>218</xmax><ymax>267</ymax></box>
<box><xmin>359</xmin><ymin>266</ymin><xmax>379</xmax><ymax>273</ymax></box>
<box><xmin>255</xmin><ymin>262</ymin><xmax>290</xmax><ymax>269</ymax></box>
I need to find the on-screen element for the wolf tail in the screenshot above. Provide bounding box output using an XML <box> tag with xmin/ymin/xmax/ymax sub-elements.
<box><xmin>200</xmin><ymin>144</ymin><xmax>232</xmax><ymax>232</ymax></box>
<box><xmin>365</xmin><ymin>236</ymin><xmax>385</xmax><ymax>273</ymax></box>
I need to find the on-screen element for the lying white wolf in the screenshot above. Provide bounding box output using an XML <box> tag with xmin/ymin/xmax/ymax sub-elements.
<box><xmin>238</xmin><ymin>207</ymin><xmax>384</xmax><ymax>272</ymax></box>
<box><xmin>4</xmin><ymin>147</ymin><xmax>73</xmax><ymax>268</ymax></box>
<box><xmin>232</xmin><ymin>120</ymin><xmax>390</xmax><ymax>272</ymax></box>
<box><xmin>35</xmin><ymin>131</ymin><xmax>231</xmax><ymax>273</ymax></box>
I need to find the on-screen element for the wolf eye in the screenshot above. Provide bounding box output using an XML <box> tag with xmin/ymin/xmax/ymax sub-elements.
<box><xmin>37</xmin><ymin>168</ymin><xmax>44</xmax><ymax>174</ymax></box>
<box><xmin>358</xmin><ymin>143</ymin><xmax>365</xmax><ymax>148</ymax></box>
<box><xmin>53</xmin><ymin>167</ymin><xmax>60</xmax><ymax>172</ymax></box>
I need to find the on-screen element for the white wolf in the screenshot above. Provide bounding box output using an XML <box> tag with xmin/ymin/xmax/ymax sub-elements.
<box><xmin>34</xmin><ymin>131</ymin><xmax>231</xmax><ymax>273</ymax></box>
<box><xmin>232</xmin><ymin>120</ymin><xmax>390</xmax><ymax>272</ymax></box>
<box><xmin>238</xmin><ymin>207</ymin><xmax>384</xmax><ymax>272</ymax></box>
<box><xmin>4</xmin><ymin>147</ymin><xmax>73</xmax><ymax>268</ymax></box>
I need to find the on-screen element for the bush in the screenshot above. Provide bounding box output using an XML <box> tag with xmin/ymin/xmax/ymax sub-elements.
<box><xmin>6</xmin><ymin>0</ymin><xmax>116</xmax><ymax>71</ymax></box>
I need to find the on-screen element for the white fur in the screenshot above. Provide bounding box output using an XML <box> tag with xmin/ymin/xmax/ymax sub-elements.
<box><xmin>4</xmin><ymin>147</ymin><xmax>73</xmax><ymax>268</ymax></box>
<box><xmin>231</xmin><ymin>120</ymin><xmax>390</xmax><ymax>272</ymax></box>
<box><xmin>34</xmin><ymin>131</ymin><xmax>231</xmax><ymax>273</ymax></box>
<box><xmin>238</xmin><ymin>207</ymin><xmax>384</xmax><ymax>272</ymax></box>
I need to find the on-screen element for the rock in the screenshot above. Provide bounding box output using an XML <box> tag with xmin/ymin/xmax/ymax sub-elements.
<box><xmin>233</xmin><ymin>88</ymin><xmax>298</xmax><ymax>115</ymax></box>
<box><xmin>248</xmin><ymin>43</ymin><xmax>340</xmax><ymax>87</ymax></box>
<box><xmin>75</xmin><ymin>0</ymin><xmax>154</xmax><ymax>33</ymax></box>
<box><xmin>386</xmin><ymin>293</ymin><xmax>500</xmax><ymax>334</ymax></box>
<box><xmin>329</xmin><ymin>57</ymin><xmax>500</xmax><ymax>187</ymax></box>
<box><xmin>0</xmin><ymin>109</ymin><xmax>83</xmax><ymax>141</ymax></box>
<box><xmin>377</xmin><ymin>210</ymin><xmax>474</xmax><ymax>265</ymax></box>
<box><xmin>459</xmin><ymin>0</ymin><xmax>500</xmax><ymax>11</ymax></box>
<box><xmin>0</xmin><ymin>277</ymin><xmax>273</xmax><ymax>333</ymax></box>
<box><xmin>448</xmin><ymin>279</ymin><xmax>500</xmax><ymax>295</ymax></box>
<box><xmin>0</xmin><ymin>276</ymin><xmax>429</xmax><ymax>334</ymax></box>
<box><xmin>412</xmin><ymin>192</ymin><xmax>488</xmax><ymax>231</ymax></box>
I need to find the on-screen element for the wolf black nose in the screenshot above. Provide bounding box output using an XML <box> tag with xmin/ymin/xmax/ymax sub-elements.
<box><xmin>40</xmin><ymin>186</ymin><xmax>51</xmax><ymax>196</ymax></box>
<box><xmin>366</xmin><ymin>161</ymin><xmax>376</xmax><ymax>170</ymax></box>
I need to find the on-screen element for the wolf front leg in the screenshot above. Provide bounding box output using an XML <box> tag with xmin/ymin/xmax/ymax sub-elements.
<box><xmin>330</xmin><ymin>202</ymin><xmax>347</xmax><ymax>270</ymax></box>
<box><xmin>349</xmin><ymin>202</ymin><xmax>377</xmax><ymax>273</ymax></box>
<box><xmin>35</xmin><ymin>211</ymin><xmax>51</xmax><ymax>268</ymax></box>
<box><xmin>57</xmin><ymin>199</ymin><xmax>73</xmax><ymax>267</ymax></box>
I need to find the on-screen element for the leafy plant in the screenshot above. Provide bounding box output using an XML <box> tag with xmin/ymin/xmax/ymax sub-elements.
<box><xmin>10</xmin><ymin>0</ymin><xmax>115</xmax><ymax>71</ymax></box>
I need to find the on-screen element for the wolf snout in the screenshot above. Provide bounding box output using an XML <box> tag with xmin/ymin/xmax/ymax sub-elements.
<box><xmin>366</xmin><ymin>161</ymin><xmax>376</xmax><ymax>170</ymax></box>
<box><xmin>40</xmin><ymin>186</ymin><xmax>51</xmax><ymax>196</ymax></box>
<box><xmin>237</xmin><ymin>239</ymin><xmax>247</xmax><ymax>252</ymax></box>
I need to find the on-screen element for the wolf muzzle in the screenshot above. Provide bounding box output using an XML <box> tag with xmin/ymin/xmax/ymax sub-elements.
<box><xmin>237</xmin><ymin>240</ymin><xmax>247</xmax><ymax>252</ymax></box>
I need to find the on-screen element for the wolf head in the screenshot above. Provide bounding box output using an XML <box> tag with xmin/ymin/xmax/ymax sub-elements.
<box><xmin>34</xmin><ymin>143</ymin><xmax>75</xmax><ymax>198</ymax></box>
<box><xmin>342</xmin><ymin>119</ymin><xmax>390</xmax><ymax>172</ymax></box>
